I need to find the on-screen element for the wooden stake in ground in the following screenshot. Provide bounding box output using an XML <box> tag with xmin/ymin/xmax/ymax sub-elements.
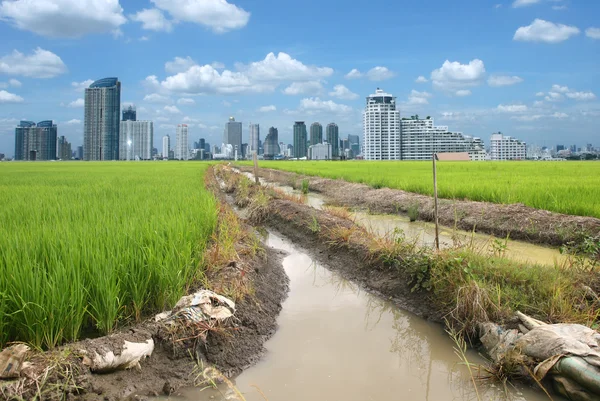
<box><xmin>253</xmin><ymin>152</ymin><xmax>259</xmax><ymax>185</ymax></box>
<box><xmin>433</xmin><ymin>153</ymin><xmax>440</xmax><ymax>251</ymax></box>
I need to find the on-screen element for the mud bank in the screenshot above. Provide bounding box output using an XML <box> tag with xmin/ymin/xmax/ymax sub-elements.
<box><xmin>239</xmin><ymin>166</ymin><xmax>600</xmax><ymax>247</ymax></box>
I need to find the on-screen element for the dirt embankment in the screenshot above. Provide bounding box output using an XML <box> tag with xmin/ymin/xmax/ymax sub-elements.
<box><xmin>241</xmin><ymin>166</ymin><xmax>600</xmax><ymax>247</ymax></box>
<box><xmin>2</xmin><ymin>172</ymin><xmax>289</xmax><ymax>401</ymax></box>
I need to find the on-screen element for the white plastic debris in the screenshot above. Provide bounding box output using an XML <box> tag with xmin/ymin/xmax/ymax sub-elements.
<box><xmin>0</xmin><ymin>344</ymin><xmax>29</xmax><ymax>379</ymax></box>
<box><xmin>155</xmin><ymin>290</ymin><xmax>236</xmax><ymax>325</ymax></box>
<box><xmin>81</xmin><ymin>338</ymin><xmax>154</xmax><ymax>373</ymax></box>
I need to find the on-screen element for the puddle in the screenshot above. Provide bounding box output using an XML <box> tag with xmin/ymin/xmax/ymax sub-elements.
<box><xmin>168</xmin><ymin>231</ymin><xmax>553</xmax><ymax>401</ymax></box>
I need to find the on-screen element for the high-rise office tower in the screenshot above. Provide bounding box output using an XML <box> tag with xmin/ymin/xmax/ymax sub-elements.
<box><xmin>224</xmin><ymin>117</ymin><xmax>243</xmax><ymax>157</ymax></box>
<box><xmin>84</xmin><ymin>77</ymin><xmax>121</xmax><ymax>161</ymax></box>
<box><xmin>326</xmin><ymin>123</ymin><xmax>339</xmax><ymax>158</ymax></box>
<box><xmin>119</xmin><ymin>120</ymin><xmax>154</xmax><ymax>160</ymax></box>
<box><xmin>264</xmin><ymin>127</ymin><xmax>279</xmax><ymax>159</ymax></box>
<box><xmin>175</xmin><ymin>125</ymin><xmax>189</xmax><ymax>160</ymax></box>
<box><xmin>293</xmin><ymin>122</ymin><xmax>308</xmax><ymax>159</ymax></box>
<box><xmin>363</xmin><ymin>88</ymin><xmax>400</xmax><ymax>160</ymax></box>
<box><xmin>162</xmin><ymin>135</ymin><xmax>170</xmax><ymax>159</ymax></box>
<box><xmin>122</xmin><ymin>105</ymin><xmax>136</xmax><ymax>121</ymax></box>
<box><xmin>76</xmin><ymin>146</ymin><xmax>84</xmax><ymax>160</ymax></box>
<box><xmin>310</xmin><ymin>122</ymin><xmax>323</xmax><ymax>146</ymax></box>
<box><xmin>249</xmin><ymin>123</ymin><xmax>260</xmax><ymax>155</ymax></box>
<box><xmin>14</xmin><ymin>120</ymin><xmax>57</xmax><ymax>161</ymax></box>
<box><xmin>348</xmin><ymin>134</ymin><xmax>360</xmax><ymax>156</ymax></box>
<box><xmin>199</xmin><ymin>138</ymin><xmax>205</xmax><ymax>152</ymax></box>
<box><xmin>57</xmin><ymin>135</ymin><xmax>72</xmax><ymax>160</ymax></box>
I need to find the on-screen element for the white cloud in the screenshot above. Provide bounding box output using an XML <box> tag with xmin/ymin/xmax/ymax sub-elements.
<box><xmin>512</xmin><ymin>114</ymin><xmax>543</xmax><ymax>121</ymax></box>
<box><xmin>164</xmin><ymin>105</ymin><xmax>182</xmax><ymax>114</ymax></box>
<box><xmin>66</xmin><ymin>119</ymin><xmax>81</xmax><ymax>125</ymax></box>
<box><xmin>0</xmin><ymin>48</ymin><xmax>67</xmax><ymax>78</ymax></box>
<box><xmin>535</xmin><ymin>92</ymin><xmax>545</xmax><ymax>97</ymax></box>
<box><xmin>514</xmin><ymin>19</ymin><xmax>580</xmax><ymax>43</ymax></box>
<box><xmin>283</xmin><ymin>81</ymin><xmax>323</xmax><ymax>96</ymax></box>
<box><xmin>551</xmin><ymin>84</ymin><xmax>569</xmax><ymax>93</ymax></box>
<box><xmin>68</xmin><ymin>98</ymin><xmax>84</xmax><ymax>108</ymax></box>
<box><xmin>407</xmin><ymin>90</ymin><xmax>433</xmax><ymax>104</ymax></box>
<box><xmin>455</xmin><ymin>89</ymin><xmax>472</xmax><ymax>97</ymax></box>
<box><xmin>151</xmin><ymin>0</ymin><xmax>250</xmax><ymax>34</ymax></box>
<box><xmin>156</xmin><ymin>116</ymin><xmax>171</xmax><ymax>122</ymax></box>
<box><xmin>512</xmin><ymin>0</ymin><xmax>541</xmax><ymax>7</ymax></box>
<box><xmin>497</xmin><ymin>104</ymin><xmax>528</xmax><ymax>112</ymax></box>
<box><xmin>586</xmin><ymin>28</ymin><xmax>600</xmax><ymax>40</ymax></box>
<box><xmin>552</xmin><ymin>112</ymin><xmax>568</xmax><ymax>118</ymax></box>
<box><xmin>0</xmin><ymin>90</ymin><xmax>23</xmax><ymax>103</ymax></box>
<box><xmin>345</xmin><ymin>69</ymin><xmax>362</xmax><ymax>79</ymax></box>
<box><xmin>0</xmin><ymin>0</ymin><xmax>126</xmax><ymax>38</ymax></box>
<box><xmin>211</xmin><ymin>61</ymin><xmax>225</xmax><ymax>69</ymax></box>
<box><xmin>139</xmin><ymin>36</ymin><xmax>149</xmax><ymax>41</ymax></box>
<box><xmin>366</xmin><ymin>66</ymin><xmax>395</xmax><ymax>81</ymax></box>
<box><xmin>258</xmin><ymin>105</ymin><xmax>276</xmax><ymax>112</ymax></box>
<box><xmin>240</xmin><ymin>52</ymin><xmax>333</xmax><ymax>82</ymax></box>
<box><xmin>533</xmin><ymin>100</ymin><xmax>544</xmax><ymax>107</ymax></box>
<box><xmin>552</xmin><ymin>5</ymin><xmax>567</xmax><ymax>10</ymax></box>
<box><xmin>144</xmin><ymin>93</ymin><xmax>171</xmax><ymax>103</ymax></box>
<box><xmin>328</xmin><ymin>84</ymin><xmax>358</xmax><ymax>100</ymax></box>
<box><xmin>431</xmin><ymin>59</ymin><xmax>486</xmax><ymax>91</ymax></box>
<box><xmin>545</xmin><ymin>92</ymin><xmax>563</xmax><ymax>101</ymax></box>
<box><xmin>222</xmin><ymin>100</ymin><xmax>231</xmax><ymax>107</ymax></box>
<box><xmin>565</xmin><ymin>91</ymin><xmax>596</xmax><ymax>101</ymax></box>
<box><xmin>182</xmin><ymin>116</ymin><xmax>200</xmax><ymax>123</ymax></box>
<box><xmin>165</xmin><ymin>56</ymin><xmax>197</xmax><ymax>74</ymax></box>
<box><xmin>177</xmin><ymin>97</ymin><xmax>195</xmax><ymax>105</ymax></box>
<box><xmin>415</xmin><ymin>76</ymin><xmax>428</xmax><ymax>83</ymax></box>
<box><xmin>8</xmin><ymin>78</ymin><xmax>21</xmax><ymax>87</ymax></box>
<box><xmin>131</xmin><ymin>8</ymin><xmax>174</xmax><ymax>32</ymax></box>
<box><xmin>72</xmin><ymin>79</ymin><xmax>94</xmax><ymax>91</ymax></box>
<box><xmin>299</xmin><ymin>98</ymin><xmax>352</xmax><ymax>114</ymax></box>
<box><xmin>488</xmin><ymin>75</ymin><xmax>524</xmax><ymax>87</ymax></box>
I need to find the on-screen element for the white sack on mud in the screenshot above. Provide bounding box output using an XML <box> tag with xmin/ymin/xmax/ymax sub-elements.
<box><xmin>155</xmin><ymin>290</ymin><xmax>236</xmax><ymax>324</ymax></box>
<box><xmin>80</xmin><ymin>338</ymin><xmax>154</xmax><ymax>373</ymax></box>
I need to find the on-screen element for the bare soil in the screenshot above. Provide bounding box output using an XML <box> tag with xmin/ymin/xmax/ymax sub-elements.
<box><xmin>241</xmin><ymin>166</ymin><xmax>600</xmax><ymax>247</ymax></box>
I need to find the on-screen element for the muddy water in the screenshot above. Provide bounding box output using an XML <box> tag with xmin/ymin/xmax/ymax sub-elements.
<box><xmin>240</xmin><ymin>170</ymin><xmax>568</xmax><ymax>267</ymax></box>
<box><xmin>173</xmin><ymin>231</ymin><xmax>552</xmax><ymax>401</ymax></box>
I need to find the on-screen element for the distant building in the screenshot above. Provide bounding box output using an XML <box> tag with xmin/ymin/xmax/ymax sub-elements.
<box><xmin>175</xmin><ymin>124</ymin><xmax>189</xmax><ymax>160</ymax></box>
<box><xmin>490</xmin><ymin>133</ymin><xmax>526</xmax><ymax>160</ymax></box>
<box><xmin>14</xmin><ymin>120</ymin><xmax>58</xmax><ymax>161</ymax></box>
<box><xmin>293</xmin><ymin>122</ymin><xmax>308</xmax><ymax>159</ymax></box>
<box><xmin>76</xmin><ymin>146</ymin><xmax>83</xmax><ymax>160</ymax></box>
<box><xmin>363</xmin><ymin>88</ymin><xmax>401</xmax><ymax>160</ymax></box>
<box><xmin>400</xmin><ymin>116</ymin><xmax>485</xmax><ymax>161</ymax></box>
<box><xmin>57</xmin><ymin>135</ymin><xmax>72</xmax><ymax>160</ymax></box>
<box><xmin>84</xmin><ymin>77</ymin><xmax>121</xmax><ymax>161</ymax></box>
<box><xmin>249</xmin><ymin>123</ymin><xmax>260</xmax><ymax>156</ymax></box>
<box><xmin>310</xmin><ymin>122</ymin><xmax>323</xmax><ymax>146</ymax></box>
<box><xmin>264</xmin><ymin>127</ymin><xmax>279</xmax><ymax>159</ymax></box>
<box><xmin>348</xmin><ymin>134</ymin><xmax>360</xmax><ymax>156</ymax></box>
<box><xmin>119</xmin><ymin>120</ymin><xmax>153</xmax><ymax>160</ymax></box>
<box><xmin>309</xmin><ymin>142</ymin><xmax>332</xmax><ymax>160</ymax></box>
<box><xmin>199</xmin><ymin>138</ymin><xmax>205</xmax><ymax>152</ymax></box>
<box><xmin>122</xmin><ymin>105</ymin><xmax>136</xmax><ymax>121</ymax></box>
<box><xmin>162</xmin><ymin>135</ymin><xmax>171</xmax><ymax>159</ymax></box>
<box><xmin>326</xmin><ymin>123</ymin><xmax>339</xmax><ymax>159</ymax></box>
<box><xmin>224</xmin><ymin>117</ymin><xmax>242</xmax><ymax>158</ymax></box>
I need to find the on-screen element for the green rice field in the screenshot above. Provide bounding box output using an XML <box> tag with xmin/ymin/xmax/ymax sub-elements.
<box><xmin>245</xmin><ymin>161</ymin><xmax>600</xmax><ymax>218</ymax></box>
<box><xmin>0</xmin><ymin>162</ymin><xmax>217</xmax><ymax>348</ymax></box>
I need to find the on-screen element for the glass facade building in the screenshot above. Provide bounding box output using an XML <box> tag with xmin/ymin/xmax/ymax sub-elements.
<box><xmin>84</xmin><ymin>77</ymin><xmax>121</xmax><ymax>161</ymax></box>
<box><xmin>264</xmin><ymin>127</ymin><xmax>279</xmax><ymax>159</ymax></box>
<box><xmin>14</xmin><ymin>120</ymin><xmax>57</xmax><ymax>161</ymax></box>
<box><xmin>326</xmin><ymin>123</ymin><xmax>339</xmax><ymax>159</ymax></box>
<box><xmin>310</xmin><ymin>122</ymin><xmax>323</xmax><ymax>146</ymax></box>
<box><xmin>293</xmin><ymin>122</ymin><xmax>308</xmax><ymax>159</ymax></box>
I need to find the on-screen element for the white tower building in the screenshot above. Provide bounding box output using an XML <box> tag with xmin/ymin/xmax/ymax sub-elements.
<box><xmin>490</xmin><ymin>133</ymin><xmax>526</xmax><ymax>160</ymax></box>
<box><xmin>119</xmin><ymin>120</ymin><xmax>153</xmax><ymax>160</ymax></box>
<box><xmin>175</xmin><ymin>124</ymin><xmax>189</xmax><ymax>160</ymax></box>
<box><xmin>249</xmin><ymin>123</ymin><xmax>260</xmax><ymax>156</ymax></box>
<box><xmin>363</xmin><ymin>88</ymin><xmax>401</xmax><ymax>160</ymax></box>
<box><xmin>162</xmin><ymin>135</ymin><xmax>170</xmax><ymax>159</ymax></box>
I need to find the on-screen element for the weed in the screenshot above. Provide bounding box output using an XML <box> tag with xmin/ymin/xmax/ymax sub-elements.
<box><xmin>323</xmin><ymin>205</ymin><xmax>353</xmax><ymax>221</ymax></box>
<box><xmin>248</xmin><ymin>191</ymin><xmax>270</xmax><ymax>224</ymax></box>
<box><xmin>407</xmin><ymin>203</ymin><xmax>419</xmax><ymax>222</ymax></box>
<box><xmin>308</xmin><ymin>216</ymin><xmax>321</xmax><ymax>233</ymax></box>
<box><xmin>301</xmin><ymin>179</ymin><xmax>310</xmax><ymax>194</ymax></box>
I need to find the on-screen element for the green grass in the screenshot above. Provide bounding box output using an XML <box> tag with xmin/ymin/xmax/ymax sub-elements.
<box><xmin>0</xmin><ymin>161</ymin><xmax>218</xmax><ymax>349</ymax></box>
<box><xmin>242</xmin><ymin>161</ymin><xmax>600</xmax><ymax>218</ymax></box>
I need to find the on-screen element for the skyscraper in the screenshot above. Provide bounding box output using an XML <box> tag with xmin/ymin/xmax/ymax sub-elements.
<box><xmin>249</xmin><ymin>123</ymin><xmax>260</xmax><ymax>155</ymax></box>
<box><xmin>162</xmin><ymin>135</ymin><xmax>170</xmax><ymax>159</ymax></box>
<box><xmin>14</xmin><ymin>120</ymin><xmax>57</xmax><ymax>161</ymax></box>
<box><xmin>310</xmin><ymin>122</ymin><xmax>323</xmax><ymax>146</ymax></box>
<box><xmin>224</xmin><ymin>117</ymin><xmax>242</xmax><ymax>158</ymax></box>
<box><xmin>84</xmin><ymin>77</ymin><xmax>121</xmax><ymax>161</ymax></box>
<box><xmin>175</xmin><ymin>125</ymin><xmax>189</xmax><ymax>160</ymax></box>
<box><xmin>326</xmin><ymin>123</ymin><xmax>339</xmax><ymax>159</ymax></box>
<box><xmin>57</xmin><ymin>135</ymin><xmax>72</xmax><ymax>160</ymax></box>
<box><xmin>76</xmin><ymin>146</ymin><xmax>83</xmax><ymax>160</ymax></box>
<box><xmin>293</xmin><ymin>122</ymin><xmax>308</xmax><ymax>159</ymax></box>
<box><xmin>363</xmin><ymin>88</ymin><xmax>400</xmax><ymax>160</ymax></box>
<box><xmin>119</xmin><ymin>120</ymin><xmax>154</xmax><ymax>160</ymax></box>
<box><xmin>348</xmin><ymin>134</ymin><xmax>360</xmax><ymax>156</ymax></box>
<box><xmin>122</xmin><ymin>105</ymin><xmax>136</xmax><ymax>121</ymax></box>
<box><xmin>264</xmin><ymin>127</ymin><xmax>279</xmax><ymax>159</ymax></box>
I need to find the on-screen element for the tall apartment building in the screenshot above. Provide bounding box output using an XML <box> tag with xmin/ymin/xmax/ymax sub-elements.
<box><xmin>326</xmin><ymin>123</ymin><xmax>339</xmax><ymax>158</ymax></box>
<box><xmin>309</xmin><ymin>142</ymin><xmax>332</xmax><ymax>160</ymax></box>
<box><xmin>348</xmin><ymin>134</ymin><xmax>360</xmax><ymax>156</ymax></box>
<box><xmin>57</xmin><ymin>135</ymin><xmax>72</xmax><ymax>160</ymax></box>
<box><xmin>310</xmin><ymin>122</ymin><xmax>323</xmax><ymax>146</ymax></box>
<box><xmin>175</xmin><ymin>124</ymin><xmax>189</xmax><ymax>160</ymax></box>
<box><xmin>14</xmin><ymin>120</ymin><xmax>57</xmax><ymax>161</ymax></box>
<box><xmin>162</xmin><ymin>135</ymin><xmax>170</xmax><ymax>159</ymax></box>
<box><xmin>490</xmin><ymin>133</ymin><xmax>526</xmax><ymax>160</ymax></box>
<box><xmin>293</xmin><ymin>122</ymin><xmax>308</xmax><ymax>159</ymax></box>
<box><xmin>264</xmin><ymin>127</ymin><xmax>279</xmax><ymax>159</ymax></box>
<box><xmin>119</xmin><ymin>120</ymin><xmax>154</xmax><ymax>160</ymax></box>
<box><xmin>400</xmin><ymin>117</ymin><xmax>486</xmax><ymax>161</ymax></box>
<box><xmin>363</xmin><ymin>88</ymin><xmax>401</xmax><ymax>160</ymax></box>
<box><xmin>84</xmin><ymin>77</ymin><xmax>121</xmax><ymax>161</ymax></box>
<box><xmin>248</xmin><ymin>123</ymin><xmax>260</xmax><ymax>155</ymax></box>
<box><xmin>224</xmin><ymin>117</ymin><xmax>243</xmax><ymax>157</ymax></box>
<box><xmin>122</xmin><ymin>105</ymin><xmax>136</xmax><ymax>121</ymax></box>
<box><xmin>76</xmin><ymin>146</ymin><xmax>83</xmax><ymax>160</ymax></box>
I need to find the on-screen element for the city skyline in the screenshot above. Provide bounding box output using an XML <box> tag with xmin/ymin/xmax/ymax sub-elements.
<box><xmin>1</xmin><ymin>0</ymin><xmax>599</xmax><ymax>155</ymax></box>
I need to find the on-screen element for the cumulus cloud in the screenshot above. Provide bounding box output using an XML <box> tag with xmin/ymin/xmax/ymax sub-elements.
<box><xmin>66</xmin><ymin>119</ymin><xmax>82</xmax><ymax>125</ymax></box>
<box><xmin>165</xmin><ymin>56</ymin><xmax>197</xmax><ymax>74</ymax></box>
<box><xmin>258</xmin><ymin>105</ymin><xmax>276</xmax><ymax>112</ymax></box>
<box><xmin>131</xmin><ymin>8</ymin><xmax>174</xmax><ymax>32</ymax></box>
<box><xmin>545</xmin><ymin>92</ymin><xmax>562</xmax><ymax>101</ymax></box>
<box><xmin>299</xmin><ymin>97</ymin><xmax>352</xmax><ymax>114</ymax></box>
<box><xmin>551</xmin><ymin>84</ymin><xmax>569</xmax><ymax>93</ymax></box>
<box><xmin>415</xmin><ymin>76</ymin><xmax>428</xmax><ymax>83</ymax></box>
<box><xmin>151</xmin><ymin>0</ymin><xmax>250</xmax><ymax>33</ymax></box>
<box><xmin>512</xmin><ymin>0</ymin><xmax>541</xmax><ymax>7</ymax></box>
<box><xmin>328</xmin><ymin>84</ymin><xmax>358</xmax><ymax>100</ymax></box>
<box><xmin>68</xmin><ymin>98</ymin><xmax>84</xmax><ymax>108</ymax></box>
<box><xmin>144</xmin><ymin>93</ymin><xmax>171</xmax><ymax>103</ymax></box>
<box><xmin>8</xmin><ymin>78</ymin><xmax>21</xmax><ymax>87</ymax></box>
<box><xmin>535</xmin><ymin>92</ymin><xmax>545</xmax><ymax>97</ymax></box>
<box><xmin>72</xmin><ymin>79</ymin><xmax>94</xmax><ymax>91</ymax></box>
<box><xmin>0</xmin><ymin>90</ymin><xmax>23</xmax><ymax>103</ymax></box>
<box><xmin>586</xmin><ymin>28</ymin><xmax>600</xmax><ymax>39</ymax></box>
<box><xmin>0</xmin><ymin>0</ymin><xmax>126</xmax><ymax>38</ymax></box>
<box><xmin>552</xmin><ymin>112</ymin><xmax>568</xmax><ymax>118</ymax></box>
<box><xmin>345</xmin><ymin>69</ymin><xmax>362</xmax><ymax>79</ymax></box>
<box><xmin>488</xmin><ymin>75</ymin><xmax>524</xmax><ymax>87</ymax></box>
<box><xmin>407</xmin><ymin>90</ymin><xmax>432</xmax><ymax>104</ymax></box>
<box><xmin>498</xmin><ymin>104</ymin><xmax>528</xmax><ymax>112</ymax></box>
<box><xmin>366</xmin><ymin>66</ymin><xmax>395</xmax><ymax>81</ymax></box>
<box><xmin>514</xmin><ymin>19</ymin><xmax>580</xmax><ymax>43</ymax></box>
<box><xmin>164</xmin><ymin>105</ymin><xmax>182</xmax><ymax>114</ymax></box>
<box><xmin>0</xmin><ymin>48</ymin><xmax>67</xmax><ymax>78</ymax></box>
<box><xmin>177</xmin><ymin>97</ymin><xmax>195</xmax><ymax>105</ymax></box>
<box><xmin>431</xmin><ymin>59</ymin><xmax>486</xmax><ymax>91</ymax></box>
<box><xmin>211</xmin><ymin>61</ymin><xmax>225</xmax><ymax>69</ymax></box>
<box><xmin>455</xmin><ymin>90</ymin><xmax>472</xmax><ymax>97</ymax></box>
<box><xmin>512</xmin><ymin>114</ymin><xmax>543</xmax><ymax>122</ymax></box>
<box><xmin>566</xmin><ymin>91</ymin><xmax>596</xmax><ymax>101</ymax></box>
<box><xmin>282</xmin><ymin>81</ymin><xmax>323</xmax><ymax>96</ymax></box>
<box><xmin>240</xmin><ymin>52</ymin><xmax>333</xmax><ymax>82</ymax></box>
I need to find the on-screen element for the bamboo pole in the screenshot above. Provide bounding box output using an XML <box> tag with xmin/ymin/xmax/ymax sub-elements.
<box><xmin>253</xmin><ymin>152</ymin><xmax>259</xmax><ymax>185</ymax></box>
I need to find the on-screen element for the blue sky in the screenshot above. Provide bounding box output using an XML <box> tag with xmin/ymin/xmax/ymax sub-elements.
<box><xmin>1</xmin><ymin>0</ymin><xmax>599</xmax><ymax>156</ymax></box>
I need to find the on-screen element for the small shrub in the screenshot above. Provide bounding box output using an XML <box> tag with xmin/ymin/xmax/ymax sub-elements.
<box><xmin>301</xmin><ymin>179</ymin><xmax>309</xmax><ymax>194</ymax></box>
<box><xmin>407</xmin><ymin>204</ymin><xmax>419</xmax><ymax>222</ymax></box>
